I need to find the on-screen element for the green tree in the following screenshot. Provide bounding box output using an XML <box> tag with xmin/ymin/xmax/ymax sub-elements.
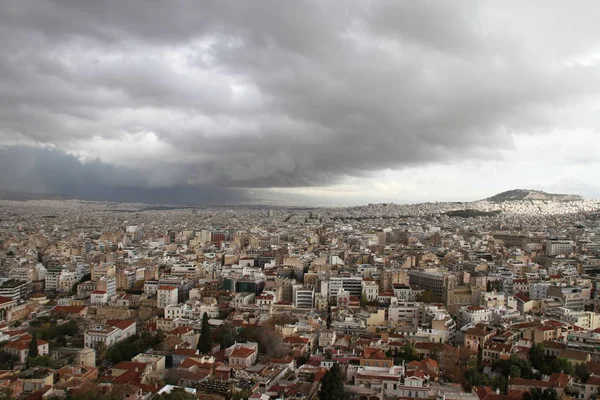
<box><xmin>575</xmin><ymin>363</ymin><xmax>590</xmax><ymax>383</ymax></box>
<box><xmin>29</xmin><ymin>355</ymin><xmax>53</xmax><ymax>368</ymax></box>
<box><xmin>492</xmin><ymin>376</ymin><xmax>508</xmax><ymax>395</ymax></box>
<box><xmin>153</xmin><ymin>387</ymin><xmax>197</xmax><ymax>400</ymax></box>
<box><xmin>529</xmin><ymin>343</ymin><xmax>545</xmax><ymax>370</ymax></box>
<box><xmin>400</xmin><ymin>342</ymin><xmax>419</xmax><ymax>362</ymax></box>
<box><xmin>509</xmin><ymin>365</ymin><xmax>521</xmax><ymax>378</ymax></box>
<box><xmin>522</xmin><ymin>387</ymin><xmax>558</xmax><ymax>400</ymax></box>
<box><xmin>28</xmin><ymin>330</ymin><xmax>39</xmax><ymax>358</ymax></box>
<box><xmin>360</xmin><ymin>292</ymin><xmax>368</xmax><ymax>307</ymax></box>
<box><xmin>542</xmin><ymin>357</ymin><xmax>573</xmax><ymax>376</ymax></box>
<box><xmin>215</xmin><ymin>323</ymin><xmax>237</xmax><ymax>349</ymax></box>
<box><xmin>198</xmin><ymin>313</ymin><xmax>213</xmax><ymax>354</ymax></box>
<box><xmin>319</xmin><ymin>363</ymin><xmax>347</xmax><ymax>400</ymax></box>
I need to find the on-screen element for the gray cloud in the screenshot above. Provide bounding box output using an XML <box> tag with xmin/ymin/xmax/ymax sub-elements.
<box><xmin>0</xmin><ymin>146</ymin><xmax>247</xmax><ymax>204</ymax></box>
<box><xmin>1</xmin><ymin>1</ymin><xmax>600</xmax><ymax>200</ymax></box>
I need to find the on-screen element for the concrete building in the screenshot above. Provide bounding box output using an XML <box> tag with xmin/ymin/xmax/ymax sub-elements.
<box><xmin>293</xmin><ymin>285</ymin><xmax>315</xmax><ymax>309</ymax></box>
<box><xmin>546</xmin><ymin>239</ymin><xmax>574</xmax><ymax>256</ymax></box>
<box><xmin>547</xmin><ymin>285</ymin><xmax>585</xmax><ymax>311</ymax></box>
<box><xmin>157</xmin><ymin>286</ymin><xmax>179</xmax><ymax>308</ymax></box>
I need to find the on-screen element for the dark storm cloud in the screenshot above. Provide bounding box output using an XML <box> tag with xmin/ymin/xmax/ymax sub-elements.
<box><xmin>1</xmin><ymin>0</ymin><xmax>600</xmax><ymax>195</ymax></box>
<box><xmin>0</xmin><ymin>146</ymin><xmax>246</xmax><ymax>204</ymax></box>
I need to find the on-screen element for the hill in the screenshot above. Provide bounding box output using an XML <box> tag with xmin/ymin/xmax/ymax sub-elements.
<box><xmin>486</xmin><ymin>189</ymin><xmax>583</xmax><ymax>202</ymax></box>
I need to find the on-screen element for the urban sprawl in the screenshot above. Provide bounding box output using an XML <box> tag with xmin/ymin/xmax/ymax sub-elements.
<box><xmin>1</xmin><ymin>192</ymin><xmax>600</xmax><ymax>400</ymax></box>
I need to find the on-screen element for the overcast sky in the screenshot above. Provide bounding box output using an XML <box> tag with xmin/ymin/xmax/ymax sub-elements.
<box><xmin>1</xmin><ymin>1</ymin><xmax>600</xmax><ymax>205</ymax></box>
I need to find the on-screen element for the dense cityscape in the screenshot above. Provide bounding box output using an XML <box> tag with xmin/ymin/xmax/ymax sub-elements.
<box><xmin>3</xmin><ymin>2</ymin><xmax>600</xmax><ymax>400</ymax></box>
<box><xmin>0</xmin><ymin>190</ymin><xmax>597</xmax><ymax>400</ymax></box>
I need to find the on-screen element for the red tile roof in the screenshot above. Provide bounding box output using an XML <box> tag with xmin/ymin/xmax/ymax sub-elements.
<box><xmin>229</xmin><ymin>347</ymin><xmax>256</xmax><ymax>358</ymax></box>
<box><xmin>51</xmin><ymin>305</ymin><xmax>87</xmax><ymax>314</ymax></box>
<box><xmin>106</xmin><ymin>319</ymin><xmax>135</xmax><ymax>330</ymax></box>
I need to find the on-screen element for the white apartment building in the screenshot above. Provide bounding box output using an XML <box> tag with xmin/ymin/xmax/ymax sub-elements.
<box><xmin>45</xmin><ymin>270</ymin><xmax>61</xmax><ymax>291</ymax></box>
<box><xmin>97</xmin><ymin>276</ymin><xmax>116</xmax><ymax>298</ymax></box>
<box><xmin>164</xmin><ymin>301</ymin><xmax>219</xmax><ymax>320</ymax></box>
<box><xmin>393</xmin><ymin>284</ymin><xmax>417</xmax><ymax>302</ymax></box>
<box><xmin>389</xmin><ymin>302</ymin><xmax>421</xmax><ymax>328</ymax></box>
<box><xmin>546</xmin><ymin>239</ymin><xmax>574</xmax><ymax>256</ymax></box>
<box><xmin>362</xmin><ymin>280</ymin><xmax>379</xmax><ymax>301</ymax></box>
<box><xmin>554</xmin><ymin>308</ymin><xmax>600</xmax><ymax>329</ymax></box>
<box><xmin>357</xmin><ymin>264</ymin><xmax>379</xmax><ymax>278</ymax></box>
<box><xmin>530</xmin><ymin>282</ymin><xmax>552</xmax><ymax>299</ymax></box>
<box><xmin>90</xmin><ymin>291</ymin><xmax>108</xmax><ymax>305</ymax></box>
<box><xmin>144</xmin><ymin>280</ymin><xmax>158</xmax><ymax>296</ymax></box>
<box><xmin>84</xmin><ymin>320</ymin><xmax>136</xmax><ymax>348</ymax></box>
<box><xmin>157</xmin><ymin>286</ymin><xmax>179</xmax><ymax>308</ymax></box>
<box><xmin>171</xmin><ymin>264</ymin><xmax>203</xmax><ymax>279</ymax></box>
<box><xmin>457</xmin><ymin>305</ymin><xmax>492</xmax><ymax>328</ymax></box>
<box><xmin>293</xmin><ymin>285</ymin><xmax>315</xmax><ymax>309</ymax></box>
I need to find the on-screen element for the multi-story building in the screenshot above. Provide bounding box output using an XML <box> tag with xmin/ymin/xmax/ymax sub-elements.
<box><xmin>546</xmin><ymin>239</ymin><xmax>574</xmax><ymax>257</ymax></box>
<box><xmin>393</xmin><ymin>284</ymin><xmax>417</xmax><ymax>302</ymax></box>
<box><xmin>389</xmin><ymin>302</ymin><xmax>421</xmax><ymax>328</ymax></box>
<box><xmin>90</xmin><ymin>291</ymin><xmax>108</xmax><ymax>306</ymax></box>
<box><xmin>91</xmin><ymin>263</ymin><xmax>116</xmax><ymax>280</ymax></box>
<box><xmin>157</xmin><ymin>286</ymin><xmax>179</xmax><ymax>308</ymax></box>
<box><xmin>530</xmin><ymin>282</ymin><xmax>552</xmax><ymax>299</ymax></box>
<box><xmin>4</xmin><ymin>337</ymin><xmax>49</xmax><ymax>363</ymax></box>
<box><xmin>457</xmin><ymin>306</ymin><xmax>492</xmax><ymax>328</ymax></box>
<box><xmin>314</xmin><ymin>293</ymin><xmax>328</xmax><ymax>311</ymax></box>
<box><xmin>170</xmin><ymin>264</ymin><xmax>204</xmax><ymax>280</ymax></box>
<box><xmin>0</xmin><ymin>279</ymin><xmax>30</xmax><ymax>301</ymax></box>
<box><xmin>96</xmin><ymin>276</ymin><xmax>116</xmax><ymax>299</ymax></box>
<box><xmin>362</xmin><ymin>280</ymin><xmax>379</xmax><ymax>301</ymax></box>
<box><xmin>84</xmin><ymin>319</ymin><xmax>136</xmax><ymax>348</ymax></box>
<box><xmin>164</xmin><ymin>300</ymin><xmax>219</xmax><ymax>320</ymax></box>
<box><xmin>408</xmin><ymin>269</ymin><xmax>448</xmax><ymax>298</ymax></box>
<box><xmin>77</xmin><ymin>281</ymin><xmax>96</xmax><ymax>297</ymax></box>
<box><xmin>548</xmin><ymin>285</ymin><xmax>585</xmax><ymax>311</ymax></box>
<box><xmin>327</xmin><ymin>276</ymin><xmax>363</xmax><ymax>300</ymax></box>
<box><xmin>115</xmin><ymin>268</ymin><xmax>136</xmax><ymax>290</ymax></box>
<box><xmin>158</xmin><ymin>276</ymin><xmax>194</xmax><ymax>302</ymax></box>
<box><xmin>293</xmin><ymin>285</ymin><xmax>315</xmax><ymax>309</ymax></box>
<box><xmin>8</xmin><ymin>267</ymin><xmax>37</xmax><ymax>282</ymax></box>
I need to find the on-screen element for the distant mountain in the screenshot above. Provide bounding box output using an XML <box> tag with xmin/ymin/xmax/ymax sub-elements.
<box><xmin>486</xmin><ymin>189</ymin><xmax>583</xmax><ymax>202</ymax></box>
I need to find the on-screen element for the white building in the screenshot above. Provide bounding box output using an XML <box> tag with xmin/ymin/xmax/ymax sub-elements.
<box><xmin>84</xmin><ymin>319</ymin><xmax>136</xmax><ymax>348</ymax></box>
<box><xmin>157</xmin><ymin>286</ymin><xmax>179</xmax><ymax>308</ymax></box>
<box><xmin>164</xmin><ymin>300</ymin><xmax>219</xmax><ymax>320</ymax></box>
<box><xmin>389</xmin><ymin>302</ymin><xmax>421</xmax><ymax>328</ymax></box>
<box><xmin>362</xmin><ymin>280</ymin><xmax>379</xmax><ymax>302</ymax></box>
<box><xmin>90</xmin><ymin>291</ymin><xmax>108</xmax><ymax>306</ymax></box>
<box><xmin>546</xmin><ymin>239</ymin><xmax>574</xmax><ymax>256</ymax></box>
<box><xmin>328</xmin><ymin>276</ymin><xmax>363</xmax><ymax>300</ymax></box>
<box><xmin>293</xmin><ymin>285</ymin><xmax>315</xmax><ymax>309</ymax></box>
<box><xmin>457</xmin><ymin>306</ymin><xmax>492</xmax><ymax>328</ymax></box>
<box><xmin>530</xmin><ymin>282</ymin><xmax>552</xmax><ymax>299</ymax></box>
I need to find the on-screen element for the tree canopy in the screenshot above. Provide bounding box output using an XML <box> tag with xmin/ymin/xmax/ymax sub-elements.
<box><xmin>197</xmin><ymin>313</ymin><xmax>213</xmax><ymax>354</ymax></box>
<box><xmin>522</xmin><ymin>387</ymin><xmax>558</xmax><ymax>400</ymax></box>
<box><xmin>153</xmin><ymin>388</ymin><xmax>197</xmax><ymax>400</ymax></box>
<box><xmin>319</xmin><ymin>363</ymin><xmax>347</xmax><ymax>400</ymax></box>
<box><xmin>28</xmin><ymin>330</ymin><xmax>39</xmax><ymax>358</ymax></box>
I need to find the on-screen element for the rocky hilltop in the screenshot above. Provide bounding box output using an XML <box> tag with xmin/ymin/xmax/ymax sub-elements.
<box><xmin>346</xmin><ymin>189</ymin><xmax>598</xmax><ymax>217</ymax></box>
<box><xmin>486</xmin><ymin>189</ymin><xmax>583</xmax><ymax>202</ymax></box>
